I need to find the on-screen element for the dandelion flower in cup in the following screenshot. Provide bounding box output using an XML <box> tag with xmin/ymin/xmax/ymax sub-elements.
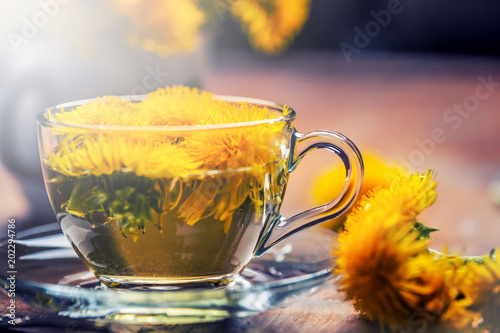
<box><xmin>176</xmin><ymin>101</ymin><xmax>289</xmax><ymax>228</ymax></box>
<box><xmin>181</xmin><ymin>102</ymin><xmax>288</xmax><ymax>171</ymax></box>
<box><xmin>45</xmin><ymin>86</ymin><xmax>286</xmax><ymax>177</ymax></box>
<box><xmin>48</xmin><ymin>96</ymin><xmax>144</xmax><ymax>127</ymax></box>
<box><xmin>47</xmin><ymin>134</ymin><xmax>201</xmax><ymax>179</ymax></box>
<box><xmin>42</xmin><ymin>86</ymin><xmax>288</xmax><ymax>237</ymax></box>
<box><xmin>140</xmin><ymin>86</ymin><xmax>215</xmax><ymax>126</ymax></box>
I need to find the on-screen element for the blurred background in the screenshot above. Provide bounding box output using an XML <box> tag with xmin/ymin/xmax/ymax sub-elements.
<box><xmin>0</xmin><ymin>0</ymin><xmax>499</xmax><ymax>254</ymax></box>
<box><xmin>216</xmin><ymin>0</ymin><xmax>500</xmax><ymax>55</ymax></box>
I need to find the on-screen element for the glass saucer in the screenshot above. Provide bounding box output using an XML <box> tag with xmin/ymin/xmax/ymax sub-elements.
<box><xmin>0</xmin><ymin>222</ymin><xmax>337</xmax><ymax>325</ymax></box>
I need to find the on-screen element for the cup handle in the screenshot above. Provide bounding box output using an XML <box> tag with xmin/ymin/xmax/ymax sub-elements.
<box><xmin>254</xmin><ymin>129</ymin><xmax>364</xmax><ymax>256</ymax></box>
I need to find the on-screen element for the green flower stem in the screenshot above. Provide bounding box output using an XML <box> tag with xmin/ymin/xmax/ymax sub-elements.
<box><xmin>428</xmin><ymin>248</ymin><xmax>497</xmax><ymax>265</ymax></box>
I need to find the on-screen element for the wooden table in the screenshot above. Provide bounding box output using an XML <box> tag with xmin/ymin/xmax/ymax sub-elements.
<box><xmin>1</xmin><ymin>51</ymin><xmax>499</xmax><ymax>332</ymax></box>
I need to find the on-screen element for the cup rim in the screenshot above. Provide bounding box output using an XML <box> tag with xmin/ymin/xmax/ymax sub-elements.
<box><xmin>37</xmin><ymin>94</ymin><xmax>296</xmax><ymax>132</ymax></box>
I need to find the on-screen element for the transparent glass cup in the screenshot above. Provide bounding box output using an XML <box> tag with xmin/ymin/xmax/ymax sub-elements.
<box><xmin>37</xmin><ymin>95</ymin><xmax>364</xmax><ymax>288</ymax></box>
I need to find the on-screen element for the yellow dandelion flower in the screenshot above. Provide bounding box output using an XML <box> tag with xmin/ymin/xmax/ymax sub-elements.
<box><xmin>43</xmin><ymin>86</ymin><xmax>287</xmax><ymax>236</ymax></box>
<box><xmin>112</xmin><ymin>0</ymin><xmax>206</xmax><ymax>56</ymax></box>
<box><xmin>181</xmin><ymin>103</ymin><xmax>286</xmax><ymax>171</ymax></box>
<box><xmin>312</xmin><ymin>152</ymin><xmax>403</xmax><ymax>231</ymax></box>
<box><xmin>397</xmin><ymin>171</ymin><xmax>438</xmax><ymax>218</ymax></box>
<box><xmin>438</xmin><ymin>258</ymin><xmax>483</xmax><ymax>330</ymax></box>
<box><xmin>404</xmin><ymin>254</ymin><xmax>478</xmax><ymax>331</ymax></box>
<box><xmin>175</xmin><ymin>102</ymin><xmax>288</xmax><ymax>227</ymax></box>
<box><xmin>47</xmin><ymin>134</ymin><xmax>201</xmax><ymax>179</ymax></box>
<box><xmin>140</xmin><ymin>85</ymin><xmax>216</xmax><ymax>126</ymax></box>
<box><xmin>334</xmin><ymin>169</ymin><xmax>497</xmax><ymax>331</ymax></box>
<box><xmin>346</xmin><ymin>170</ymin><xmax>437</xmax><ymax>229</ymax></box>
<box><xmin>50</xmin><ymin>96</ymin><xmax>144</xmax><ymax>127</ymax></box>
<box><xmin>335</xmin><ymin>205</ymin><xmax>428</xmax><ymax>329</ymax></box>
<box><xmin>462</xmin><ymin>249</ymin><xmax>500</xmax><ymax>332</ymax></box>
<box><xmin>232</xmin><ymin>0</ymin><xmax>310</xmax><ymax>53</ymax></box>
<box><xmin>335</xmin><ymin>171</ymin><xmax>446</xmax><ymax>330</ymax></box>
<box><xmin>46</xmin><ymin>86</ymin><xmax>285</xmax><ymax>177</ymax></box>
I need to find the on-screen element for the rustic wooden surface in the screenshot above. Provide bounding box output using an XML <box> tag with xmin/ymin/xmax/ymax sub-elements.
<box><xmin>1</xmin><ymin>51</ymin><xmax>500</xmax><ymax>332</ymax></box>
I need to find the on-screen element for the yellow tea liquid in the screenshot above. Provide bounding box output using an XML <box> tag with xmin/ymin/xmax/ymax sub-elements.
<box><xmin>43</xmin><ymin>166</ymin><xmax>286</xmax><ymax>286</ymax></box>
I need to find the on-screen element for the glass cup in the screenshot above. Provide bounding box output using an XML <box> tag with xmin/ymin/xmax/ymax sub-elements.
<box><xmin>37</xmin><ymin>95</ymin><xmax>363</xmax><ymax>288</ymax></box>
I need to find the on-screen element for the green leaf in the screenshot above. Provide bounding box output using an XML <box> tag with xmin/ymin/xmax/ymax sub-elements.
<box><xmin>115</xmin><ymin>187</ymin><xmax>135</xmax><ymax>201</ymax></box>
<box><xmin>83</xmin><ymin>190</ymin><xmax>109</xmax><ymax>208</ymax></box>
<box><xmin>67</xmin><ymin>181</ymin><xmax>92</xmax><ymax>213</ymax></box>
<box><xmin>59</xmin><ymin>171</ymin><xmax>165</xmax><ymax>240</ymax></box>
<box><xmin>414</xmin><ymin>222</ymin><xmax>440</xmax><ymax>240</ymax></box>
